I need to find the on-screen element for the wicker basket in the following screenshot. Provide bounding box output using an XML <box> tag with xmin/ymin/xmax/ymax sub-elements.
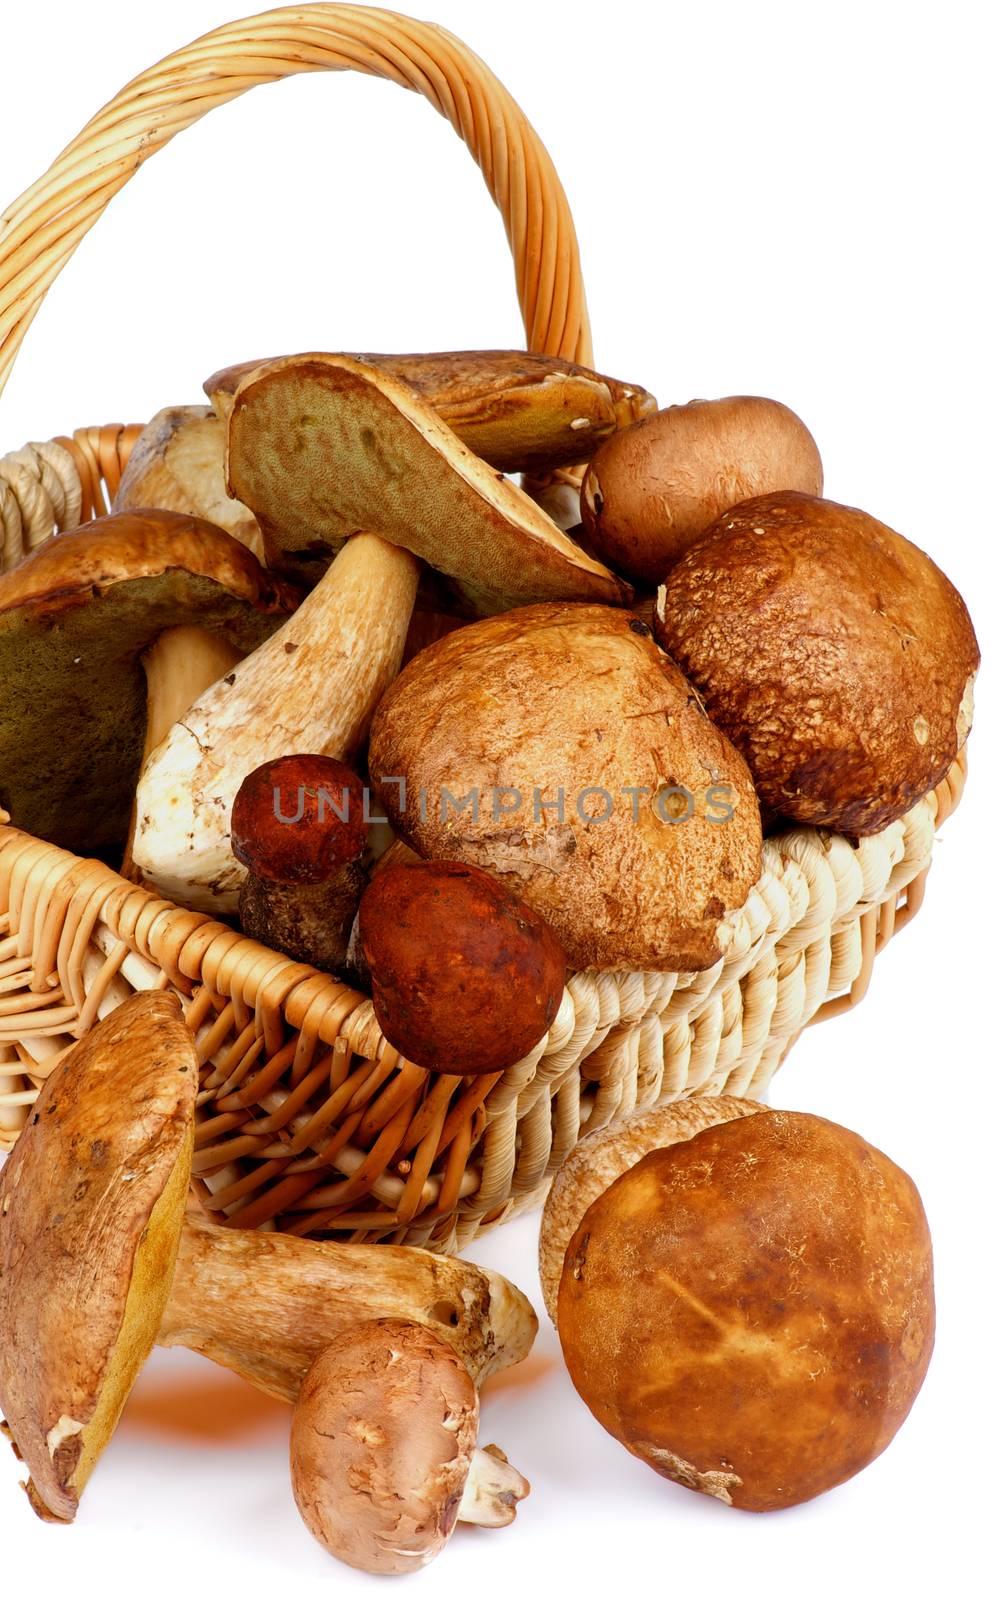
<box><xmin>0</xmin><ymin>5</ymin><xmax>967</xmax><ymax>1251</ymax></box>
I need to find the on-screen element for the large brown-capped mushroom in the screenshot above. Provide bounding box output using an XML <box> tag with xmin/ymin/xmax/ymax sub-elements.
<box><xmin>368</xmin><ymin>603</ymin><xmax>762</xmax><ymax>971</ymax></box>
<box><xmin>207</xmin><ymin>348</ymin><xmax>655</xmax><ymax>474</ymax></box>
<box><xmin>359</xmin><ymin>860</ymin><xmax>566</xmax><ymax>1074</ymax></box>
<box><xmin>538</xmin><ymin>1095</ymin><xmax>765</xmax><ymax>1321</ymax></box>
<box><xmin>291</xmin><ymin>1321</ymin><xmax>530</xmax><ymax>1576</ymax></box>
<box><xmin>654</xmin><ymin>491</ymin><xmax>980</xmax><ymax>832</ymax></box>
<box><xmin>0</xmin><ymin>997</ymin><xmax>535</xmax><ymax>1522</ymax></box>
<box><xmin>131</xmin><ymin>531</ymin><xmax>419</xmax><ymax>913</ymax></box>
<box><xmin>580</xmin><ymin>396</ymin><xmax>823</xmax><ymax>583</ymax></box>
<box><xmin>0</xmin><ymin>511</ymin><xmax>295</xmax><ymax>860</ymax></box>
<box><xmin>113</xmin><ymin>405</ymin><xmax>263</xmax><ymax>559</ymax></box>
<box><xmin>556</xmin><ymin>1109</ymin><xmax>934</xmax><ymax>1511</ymax></box>
<box><xmin>224</xmin><ymin>353</ymin><xmax>631</xmax><ymax>610</ymax></box>
<box><xmin>0</xmin><ymin>991</ymin><xmax>196</xmax><ymax>1521</ymax></box>
<box><xmin>231</xmin><ymin>754</ymin><xmax>368</xmax><ymax>972</ymax></box>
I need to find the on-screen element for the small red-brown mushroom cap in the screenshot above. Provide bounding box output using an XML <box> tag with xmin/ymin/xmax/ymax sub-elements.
<box><xmin>359</xmin><ymin>861</ymin><xmax>566</xmax><ymax>1074</ymax></box>
<box><xmin>230</xmin><ymin>754</ymin><xmax>367</xmax><ymax>885</ymax></box>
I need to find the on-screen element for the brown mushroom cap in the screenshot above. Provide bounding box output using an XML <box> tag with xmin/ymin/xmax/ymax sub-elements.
<box><xmin>580</xmin><ymin>396</ymin><xmax>823</xmax><ymax>583</ymax></box>
<box><xmin>0</xmin><ymin>991</ymin><xmax>197</xmax><ymax>1522</ymax></box>
<box><xmin>558</xmin><ymin>1109</ymin><xmax>934</xmax><ymax>1512</ymax></box>
<box><xmin>290</xmin><ymin>1319</ymin><xmax>481</xmax><ymax>1575</ymax></box>
<box><xmin>0</xmin><ymin>509</ymin><xmax>295</xmax><ymax>857</ymax></box>
<box><xmin>538</xmin><ymin>1094</ymin><xmax>765</xmax><ymax>1322</ymax></box>
<box><xmin>359</xmin><ymin>861</ymin><xmax>566</xmax><ymax>1074</ymax></box>
<box><xmin>368</xmin><ymin>603</ymin><xmax>762</xmax><ymax>971</ymax></box>
<box><xmin>231</xmin><ymin>754</ymin><xmax>367</xmax><ymax>885</ymax></box>
<box><xmin>654</xmin><ymin>491</ymin><xmax>979</xmax><ymax>832</ymax></box>
<box><xmin>113</xmin><ymin>405</ymin><xmax>263</xmax><ymax>559</ymax></box>
<box><xmin>207</xmin><ymin>348</ymin><xmax>656</xmax><ymax>473</ymax></box>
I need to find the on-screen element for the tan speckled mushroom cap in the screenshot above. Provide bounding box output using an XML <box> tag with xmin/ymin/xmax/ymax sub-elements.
<box><xmin>0</xmin><ymin>991</ymin><xmax>197</xmax><ymax>1522</ymax></box>
<box><xmin>369</xmin><ymin>602</ymin><xmax>762</xmax><ymax>971</ymax></box>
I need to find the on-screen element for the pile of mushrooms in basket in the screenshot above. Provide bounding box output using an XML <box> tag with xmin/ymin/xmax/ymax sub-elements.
<box><xmin>0</xmin><ymin>347</ymin><xmax>978</xmax><ymax>1572</ymax></box>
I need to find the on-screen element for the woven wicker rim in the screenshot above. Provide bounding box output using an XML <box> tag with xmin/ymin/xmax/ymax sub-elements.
<box><xmin>0</xmin><ymin>5</ymin><xmax>970</xmax><ymax>1249</ymax></box>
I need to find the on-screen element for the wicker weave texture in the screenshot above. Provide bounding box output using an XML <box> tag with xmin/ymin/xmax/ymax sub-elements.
<box><xmin>0</xmin><ymin>756</ymin><xmax>964</xmax><ymax>1249</ymax></box>
<box><xmin>0</xmin><ymin>5</ymin><xmax>969</xmax><ymax>1248</ymax></box>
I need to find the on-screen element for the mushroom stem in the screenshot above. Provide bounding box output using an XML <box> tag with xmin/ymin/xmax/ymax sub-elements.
<box><xmin>132</xmin><ymin>532</ymin><xmax>419</xmax><ymax>913</ymax></box>
<box><xmin>122</xmin><ymin>626</ymin><xmax>243</xmax><ymax>878</ymax></box>
<box><xmin>457</xmin><ymin>1445</ymin><xmax>531</xmax><ymax>1528</ymax></box>
<box><xmin>239</xmin><ymin>871</ymin><xmax>363</xmax><ymax>969</ymax></box>
<box><xmin>158</xmin><ymin>1214</ymin><xmax>536</xmax><ymax>1402</ymax></box>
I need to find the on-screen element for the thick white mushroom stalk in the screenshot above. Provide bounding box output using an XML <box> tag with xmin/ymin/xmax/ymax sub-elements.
<box><xmin>131</xmin><ymin>533</ymin><xmax>419</xmax><ymax>914</ymax></box>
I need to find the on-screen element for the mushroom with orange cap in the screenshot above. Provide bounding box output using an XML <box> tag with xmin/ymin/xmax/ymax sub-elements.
<box><xmin>359</xmin><ymin>860</ymin><xmax>567</xmax><ymax>1073</ymax></box>
<box><xmin>230</xmin><ymin>753</ymin><xmax>368</xmax><ymax>972</ymax></box>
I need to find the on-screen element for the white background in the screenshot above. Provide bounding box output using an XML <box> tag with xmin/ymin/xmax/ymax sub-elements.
<box><xmin>0</xmin><ymin>1</ymin><xmax>997</xmax><ymax>1595</ymax></box>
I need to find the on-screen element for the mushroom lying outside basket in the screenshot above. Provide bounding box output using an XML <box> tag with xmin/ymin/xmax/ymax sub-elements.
<box><xmin>0</xmin><ymin>4</ymin><xmax>967</xmax><ymax>1251</ymax></box>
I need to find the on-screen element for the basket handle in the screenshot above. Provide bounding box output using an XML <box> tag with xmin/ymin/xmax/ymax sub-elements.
<box><xmin>0</xmin><ymin>3</ymin><xmax>593</xmax><ymax>406</ymax></box>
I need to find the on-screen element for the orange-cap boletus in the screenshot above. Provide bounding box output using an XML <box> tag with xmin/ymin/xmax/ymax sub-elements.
<box><xmin>359</xmin><ymin>860</ymin><xmax>566</xmax><ymax>1073</ymax></box>
<box><xmin>557</xmin><ymin>1109</ymin><xmax>935</xmax><ymax>1511</ymax></box>
<box><xmin>581</xmin><ymin>395</ymin><xmax>823</xmax><ymax>583</ymax></box>
<box><xmin>368</xmin><ymin>603</ymin><xmax>761</xmax><ymax>971</ymax></box>
<box><xmin>291</xmin><ymin>1320</ymin><xmax>530</xmax><ymax>1576</ymax></box>
<box><xmin>654</xmin><ymin>491</ymin><xmax>979</xmax><ymax>832</ymax></box>
<box><xmin>231</xmin><ymin>754</ymin><xmax>368</xmax><ymax>972</ymax></box>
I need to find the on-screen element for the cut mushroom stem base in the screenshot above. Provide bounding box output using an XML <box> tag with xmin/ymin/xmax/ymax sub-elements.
<box><xmin>458</xmin><ymin>1444</ymin><xmax>531</xmax><ymax>1527</ymax></box>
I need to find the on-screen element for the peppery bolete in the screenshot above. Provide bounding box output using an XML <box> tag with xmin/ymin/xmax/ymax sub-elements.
<box><xmin>0</xmin><ymin>510</ymin><xmax>295</xmax><ymax>860</ymax></box>
<box><xmin>556</xmin><ymin>1109</ymin><xmax>935</xmax><ymax>1512</ymax></box>
<box><xmin>368</xmin><ymin>602</ymin><xmax>762</xmax><ymax>971</ymax></box>
<box><xmin>359</xmin><ymin>860</ymin><xmax>566</xmax><ymax>1073</ymax></box>
<box><xmin>654</xmin><ymin>491</ymin><xmax>979</xmax><ymax>832</ymax></box>
<box><xmin>291</xmin><ymin>1320</ymin><xmax>530</xmax><ymax>1576</ymax></box>
<box><xmin>0</xmin><ymin>994</ymin><xmax>536</xmax><ymax>1521</ymax></box>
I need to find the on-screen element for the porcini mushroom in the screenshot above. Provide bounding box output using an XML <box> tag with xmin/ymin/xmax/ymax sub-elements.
<box><xmin>131</xmin><ymin>530</ymin><xmax>419</xmax><ymax>912</ymax></box>
<box><xmin>231</xmin><ymin>754</ymin><xmax>367</xmax><ymax>972</ymax></box>
<box><xmin>538</xmin><ymin>1094</ymin><xmax>765</xmax><ymax>1321</ymax></box>
<box><xmin>113</xmin><ymin>405</ymin><xmax>263</xmax><ymax>559</ymax></box>
<box><xmin>654</xmin><ymin>490</ymin><xmax>980</xmax><ymax>831</ymax></box>
<box><xmin>556</xmin><ymin>1109</ymin><xmax>935</xmax><ymax>1511</ymax></box>
<box><xmin>207</xmin><ymin>347</ymin><xmax>655</xmax><ymax>474</ymax></box>
<box><xmin>0</xmin><ymin>996</ymin><xmax>535</xmax><ymax>1524</ymax></box>
<box><xmin>224</xmin><ymin>353</ymin><xmax>631</xmax><ymax>610</ymax></box>
<box><xmin>0</xmin><ymin>990</ymin><xmax>196</xmax><ymax>1521</ymax></box>
<box><xmin>368</xmin><ymin>602</ymin><xmax>762</xmax><ymax>971</ymax></box>
<box><xmin>580</xmin><ymin>396</ymin><xmax>823</xmax><ymax>583</ymax></box>
<box><xmin>359</xmin><ymin>860</ymin><xmax>566</xmax><ymax>1073</ymax></box>
<box><xmin>291</xmin><ymin>1320</ymin><xmax>530</xmax><ymax>1575</ymax></box>
<box><xmin>0</xmin><ymin>510</ymin><xmax>295</xmax><ymax>860</ymax></box>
